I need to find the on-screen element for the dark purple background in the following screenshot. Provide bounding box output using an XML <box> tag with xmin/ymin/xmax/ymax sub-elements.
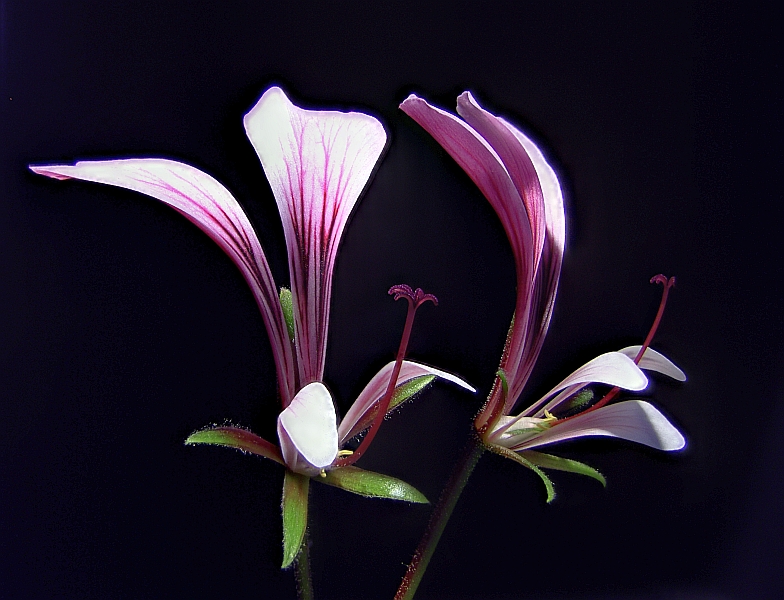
<box><xmin>1</xmin><ymin>1</ymin><xmax>780</xmax><ymax>598</ymax></box>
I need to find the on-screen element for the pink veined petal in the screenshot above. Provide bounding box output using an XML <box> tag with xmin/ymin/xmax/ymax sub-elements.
<box><xmin>338</xmin><ymin>360</ymin><xmax>476</xmax><ymax>444</ymax></box>
<box><xmin>517</xmin><ymin>352</ymin><xmax>648</xmax><ymax>422</ymax></box>
<box><xmin>511</xmin><ymin>400</ymin><xmax>686</xmax><ymax>451</ymax></box>
<box><xmin>29</xmin><ymin>159</ymin><xmax>296</xmax><ymax>404</ymax></box>
<box><xmin>245</xmin><ymin>87</ymin><xmax>387</xmax><ymax>387</ymax></box>
<box><xmin>499</xmin><ymin>117</ymin><xmax>566</xmax><ymax>411</ymax></box>
<box><xmin>400</xmin><ymin>94</ymin><xmax>537</xmax><ymax>421</ymax></box>
<box><xmin>619</xmin><ymin>345</ymin><xmax>687</xmax><ymax>381</ymax></box>
<box><xmin>277</xmin><ymin>382</ymin><xmax>339</xmax><ymax>475</ymax></box>
<box><xmin>456</xmin><ymin>92</ymin><xmax>547</xmax><ymax>275</ymax></box>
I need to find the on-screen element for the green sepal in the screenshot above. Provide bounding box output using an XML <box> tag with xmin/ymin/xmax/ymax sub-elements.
<box><xmin>346</xmin><ymin>375</ymin><xmax>436</xmax><ymax>439</ymax></box>
<box><xmin>185</xmin><ymin>425</ymin><xmax>284</xmax><ymax>465</ymax></box>
<box><xmin>279</xmin><ymin>287</ymin><xmax>295</xmax><ymax>342</ymax></box>
<box><xmin>567</xmin><ymin>388</ymin><xmax>594</xmax><ymax>410</ymax></box>
<box><xmin>487</xmin><ymin>443</ymin><xmax>556</xmax><ymax>503</ymax></box>
<box><xmin>390</xmin><ymin>375</ymin><xmax>436</xmax><ymax>412</ymax></box>
<box><xmin>281</xmin><ymin>471</ymin><xmax>309</xmax><ymax>569</ymax></box>
<box><xmin>318</xmin><ymin>465</ymin><xmax>429</xmax><ymax>504</ymax></box>
<box><xmin>519</xmin><ymin>450</ymin><xmax>606</xmax><ymax>487</ymax></box>
<box><xmin>496</xmin><ymin>368</ymin><xmax>510</xmax><ymax>400</ymax></box>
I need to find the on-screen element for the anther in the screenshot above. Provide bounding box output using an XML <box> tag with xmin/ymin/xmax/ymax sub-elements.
<box><xmin>337</xmin><ymin>450</ymin><xmax>354</xmax><ymax>457</ymax></box>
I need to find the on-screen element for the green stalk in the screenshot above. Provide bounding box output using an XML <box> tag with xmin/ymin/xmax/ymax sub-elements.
<box><xmin>394</xmin><ymin>434</ymin><xmax>485</xmax><ymax>600</ymax></box>
<box><xmin>295</xmin><ymin>529</ymin><xmax>314</xmax><ymax>600</ymax></box>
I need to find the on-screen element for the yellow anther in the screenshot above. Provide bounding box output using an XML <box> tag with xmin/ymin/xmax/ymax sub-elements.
<box><xmin>337</xmin><ymin>450</ymin><xmax>354</xmax><ymax>457</ymax></box>
<box><xmin>543</xmin><ymin>409</ymin><xmax>558</xmax><ymax>421</ymax></box>
<box><xmin>319</xmin><ymin>469</ymin><xmax>327</xmax><ymax>478</ymax></box>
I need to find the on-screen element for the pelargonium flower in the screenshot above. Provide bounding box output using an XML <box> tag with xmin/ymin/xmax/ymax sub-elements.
<box><xmin>31</xmin><ymin>86</ymin><xmax>474</xmax><ymax>566</ymax></box>
<box><xmin>401</xmin><ymin>91</ymin><xmax>684</xmax><ymax>500</ymax></box>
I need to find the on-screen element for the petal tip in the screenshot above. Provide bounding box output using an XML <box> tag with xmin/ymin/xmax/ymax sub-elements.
<box><xmin>29</xmin><ymin>164</ymin><xmax>72</xmax><ymax>180</ymax></box>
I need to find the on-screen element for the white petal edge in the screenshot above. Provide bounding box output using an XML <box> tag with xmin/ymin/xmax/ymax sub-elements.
<box><xmin>277</xmin><ymin>382</ymin><xmax>339</xmax><ymax>471</ymax></box>
<box><xmin>338</xmin><ymin>360</ymin><xmax>476</xmax><ymax>443</ymax></box>
<box><xmin>512</xmin><ymin>400</ymin><xmax>686</xmax><ymax>451</ymax></box>
<box><xmin>619</xmin><ymin>346</ymin><xmax>687</xmax><ymax>381</ymax></box>
<box><xmin>515</xmin><ymin>352</ymin><xmax>649</xmax><ymax>423</ymax></box>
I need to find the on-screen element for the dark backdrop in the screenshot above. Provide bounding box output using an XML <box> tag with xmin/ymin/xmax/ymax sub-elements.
<box><xmin>1</xmin><ymin>1</ymin><xmax>780</xmax><ymax>599</ymax></box>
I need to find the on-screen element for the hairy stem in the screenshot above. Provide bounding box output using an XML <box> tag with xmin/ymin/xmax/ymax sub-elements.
<box><xmin>295</xmin><ymin>529</ymin><xmax>314</xmax><ymax>600</ymax></box>
<box><xmin>394</xmin><ymin>434</ymin><xmax>485</xmax><ymax>600</ymax></box>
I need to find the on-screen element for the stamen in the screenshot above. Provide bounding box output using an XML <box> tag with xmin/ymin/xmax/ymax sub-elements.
<box><xmin>563</xmin><ymin>274</ymin><xmax>676</xmax><ymax>419</ymax></box>
<box><xmin>337</xmin><ymin>450</ymin><xmax>354</xmax><ymax>457</ymax></box>
<box><xmin>319</xmin><ymin>469</ymin><xmax>327</xmax><ymax>478</ymax></box>
<box><xmin>338</xmin><ymin>284</ymin><xmax>438</xmax><ymax>466</ymax></box>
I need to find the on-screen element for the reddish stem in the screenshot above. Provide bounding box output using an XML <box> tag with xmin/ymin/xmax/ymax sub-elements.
<box><xmin>339</xmin><ymin>285</ymin><xmax>436</xmax><ymax>466</ymax></box>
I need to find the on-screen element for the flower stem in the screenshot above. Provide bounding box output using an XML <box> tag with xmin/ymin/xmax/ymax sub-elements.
<box><xmin>394</xmin><ymin>433</ymin><xmax>485</xmax><ymax>600</ymax></box>
<box><xmin>295</xmin><ymin>529</ymin><xmax>314</xmax><ymax>600</ymax></box>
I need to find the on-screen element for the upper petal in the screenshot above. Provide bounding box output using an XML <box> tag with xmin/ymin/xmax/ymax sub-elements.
<box><xmin>338</xmin><ymin>360</ymin><xmax>476</xmax><ymax>444</ymax></box>
<box><xmin>511</xmin><ymin>400</ymin><xmax>686</xmax><ymax>451</ymax></box>
<box><xmin>29</xmin><ymin>158</ymin><xmax>296</xmax><ymax>403</ymax></box>
<box><xmin>619</xmin><ymin>346</ymin><xmax>687</xmax><ymax>381</ymax></box>
<box><xmin>516</xmin><ymin>352</ymin><xmax>648</xmax><ymax>422</ymax></box>
<box><xmin>401</xmin><ymin>94</ymin><xmax>538</xmax><ymax>420</ymax></box>
<box><xmin>277</xmin><ymin>382</ymin><xmax>339</xmax><ymax>475</ymax></box>
<box><xmin>245</xmin><ymin>87</ymin><xmax>387</xmax><ymax>386</ymax></box>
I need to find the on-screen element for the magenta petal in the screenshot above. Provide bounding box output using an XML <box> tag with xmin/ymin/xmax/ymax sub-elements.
<box><xmin>400</xmin><ymin>94</ymin><xmax>537</xmax><ymax>413</ymax></box>
<box><xmin>338</xmin><ymin>360</ymin><xmax>476</xmax><ymax>444</ymax></box>
<box><xmin>513</xmin><ymin>400</ymin><xmax>686</xmax><ymax>451</ymax></box>
<box><xmin>245</xmin><ymin>87</ymin><xmax>387</xmax><ymax>386</ymax></box>
<box><xmin>456</xmin><ymin>92</ymin><xmax>547</xmax><ymax>270</ymax></box>
<box><xmin>30</xmin><ymin>159</ymin><xmax>296</xmax><ymax>403</ymax></box>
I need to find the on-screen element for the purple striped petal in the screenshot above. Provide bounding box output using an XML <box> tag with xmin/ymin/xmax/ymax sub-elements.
<box><xmin>29</xmin><ymin>158</ymin><xmax>296</xmax><ymax>403</ymax></box>
<box><xmin>510</xmin><ymin>400</ymin><xmax>686</xmax><ymax>451</ymax></box>
<box><xmin>499</xmin><ymin>114</ymin><xmax>566</xmax><ymax>410</ymax></box>
<box><xmin>401</xmin><ymin>94</ymin><xmax>565</xmax><ymax>420</ymax></box>
<box><xmin>245</xmin><ymin>87</ymin><xmax>387</xmax><ymax>386</ymax></box>
<box><xmin>338</xmin><ymin>360</ymin><xmax>476</xmax><ymax>444</ymax></box>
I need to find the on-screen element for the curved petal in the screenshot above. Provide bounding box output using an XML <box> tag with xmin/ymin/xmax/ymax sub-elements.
<box><xmin>512</xmin><ymin>400</ymin><xmax>686</xmax><ymax>451</ymax></box>
<box><xmin>457</xmin><ymin>93</ymin><xmax>560</xmax><ymax>412</ymax></box>
<box><xmin>516</xmin><ymin>352</ymin><xmax>648</xmax><ymax>422</ymax></box>
<box><xmin>277</xmin><ymin>382</ymin><xmax>339</xmax><ymax>476</ymax></box>
<box><xmin>402</xmin><ymin>94</ymin><xmax>568</xmax><ymax>421</ymax></box>
<box><xmin>401</xmin><ymin>94</ymin><xmax>537</xmax><ymax>419</ymax></box>
<box><xmin>619</xmin><ymin>346</ymin><xmax>687</xmax><ymax>381</ymax></box>
<box><xmin>245</xmin><ymin>87</ymin><xmax>387</xmax><ymax>386</ymax></box>
<box><xmin>456</xmin><ymin>92</ymin><xmax>547</xmax><ymax>271</ymax></box>
<box><xmin>499</xmin><ymin>114</ymin><xmax>566</xmax><ymax>410</ymax></box>
<box><xmin>30</xmin><ymin>158</ymin><xmax>296</xmax><ymax>403</ymax></box>
<box><xmin>338</xmin><ymin>360</ymin><xmax>476</xmax><ymax>444</ymax></box>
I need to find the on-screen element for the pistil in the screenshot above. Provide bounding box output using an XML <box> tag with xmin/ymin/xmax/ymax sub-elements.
<box><xmin>564</xmin><ymin>274</ymin><xmax>676</xmax><ymax>419</ymax></box>
<box><xmin>338</xmin><ymin>285</ymin><xmax>437</xmax><ymax>466</ymax></box>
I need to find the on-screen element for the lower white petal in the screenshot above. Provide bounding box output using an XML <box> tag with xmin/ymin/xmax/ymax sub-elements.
<box><xmin>277</xmin><ymin>382</ymin><xmax>339</xmax><ymax>473</ymax></box>
<box><xmin>513</xmin><ymin>400</ymin><xmax>686</xmax><ymax>451</ymax></box>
